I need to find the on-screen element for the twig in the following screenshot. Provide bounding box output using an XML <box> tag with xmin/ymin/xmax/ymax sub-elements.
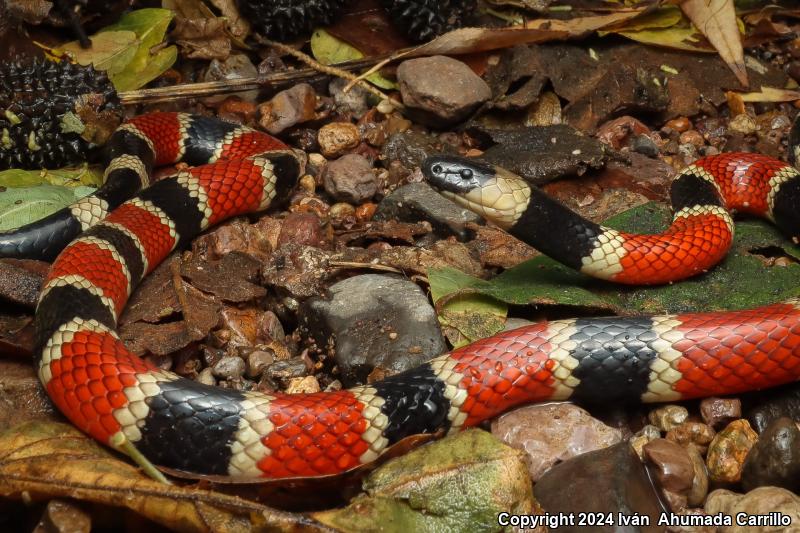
<box><xmin>257</xmin><ymin>37</ymin><xmax>405</xmax><ymax>112</ymax></box>
<box><xmin>329</xmin><ymin>260</ymin><xmax>407</xmax><ymax>275</ymax></box>
<box><xmin>118</xmin><ymin>54</ymin><xmax>397</xmax><ymax>106</ymax></box>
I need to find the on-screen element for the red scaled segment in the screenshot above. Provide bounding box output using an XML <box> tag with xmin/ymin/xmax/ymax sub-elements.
<box><xmin>614</xmin><ymin>214</ymin><xmax>733</xmax><ymax>285</ymax></box>
<box><xmin>258</xmin><ymin>391</ymin><xmax>369</xmax><ymax>477</ymax></box>
<box><xmin>127</xmin><ymin>113</ymin><xmax>184</xmax><ymax>166</ymax></box>
<box><xmin>448</xmin><ymin>322</ymin><xmax>560</xmax><ymax>427</ymax></box>
<box><xmin>694</xmin><ymin>152</ymin><xmax>788</xmax><ymax>216</ymax></box>
<box><xmin>216</xmin><ymin>131</ymin><xmax>287</xmax><ymax>160</ymax></box>
<box><xmin>45</xmin><ymin>329</ymin><xmax>155</xmax><ymax>443</ymax></box>
<box><xmin>46</xmin><ymin>241</ymin><xmax>130</xmax><ymax>317</ymax></box>
<box><xmin>104</xmin><ymin>204</ymin><xmax>176</xmax><ymax>276</ymax></box>
<box><xmin>671</xmin><ymin>303</ymin><xmax>800</xmax><ymax>398</ymax></box>
<box><xmin>189</xmin><ymin>159</ymin><xmax>268</xmax><ymax>226</ymax></box>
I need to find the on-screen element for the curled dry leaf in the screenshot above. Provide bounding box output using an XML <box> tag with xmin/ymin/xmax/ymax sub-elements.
<box><xmin>737</xmin><ymin>86</ymin><xmax>800</xmax><ymax>103</ymax></box>
<box><xmin>680</xmin><ymin>0</ymin><xmax>748</xmax><ymax>86</ymax></box>
<box><xmin>0</xmin><ymin>421</ymin><xmax>329</xmax><ymax>532</ymax></box>
<box><xmin>524</xmin><ymin>7</ymin><xmax>649</xmax><ymax>35</ymax></box>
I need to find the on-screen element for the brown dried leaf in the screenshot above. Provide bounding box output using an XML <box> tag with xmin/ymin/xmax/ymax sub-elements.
<box><xmin>737</xmin><ymin>86</ymin><xmax>800</xmax><ymax>102</ymax></box>
<box><xmin>680</xmin><ymin>0</ymin><xmax>748</xmax><ymax>86</ymax></box>
<box><xmin>0</xmin><ymin>421</ymin><xmax>327</xmax><ymax>532</ymax></box>
<box><xmin>524</xmin><ymin>7</ymin><xmax>648</xmax><ymax>35</ymax></box>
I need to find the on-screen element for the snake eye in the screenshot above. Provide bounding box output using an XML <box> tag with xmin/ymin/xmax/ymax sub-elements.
<box><xmin>460</xmin><ymin>168</ymin><xmax>473</xmax><ymax>180</ymax></box>
<box><xmin>432</xmin><ymin>164</ymin><xmax>443</xmax><ymax>174</ymax></box>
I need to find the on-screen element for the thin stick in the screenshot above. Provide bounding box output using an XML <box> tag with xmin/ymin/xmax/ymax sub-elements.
<box><xmin>258</xmin><ymin>37</ymin><xmax>405</xmax><ymax>111</ymax></box>
<box><xmin>118</xmin><ymin>54</ymin><xmax>399</xmax><ymax>106</ymax></box>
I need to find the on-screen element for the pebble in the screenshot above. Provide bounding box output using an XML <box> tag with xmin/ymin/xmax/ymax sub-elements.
<box><xmin>700</xmin><ymin>397</ymin><xmax>741</xmax><ymax>430</ymax></box>
<box><xmin>705</xmin><ymin>419</ymin><xmax>758</xmax><ymax>484</ymax></box>
<box><xmin>257</xmin><ymin>83</ymin><xmax>317</xmax><ymax>135</ymax></box>
<box><xmin>277</xmin><ymin>212</ymin><xmax>323</xmax><ymax>248</ymax></box>
<box><xmin>374</xmin><ymin>182</ymin><xmax>482</xmax><ymax>240</ymax></box>
<box><xmin>729</xmin><ymin>114</ymin><xmax>758</xmax><ymax>135</ymax></box>
<box><xmin>643</xmin><ymin>438</ymin><xmax>694</xmax><ymax>494</ymax></box>
<box><xmin>298</xmin><ymin>174</ymin><xmax>316</xmax><ymax>193</ymax></box>
<box><xmin>285</xmin><ymin>375</ymin><xmax>321</xmax><ymax>394</ymax></box>
<box><xmin>664</xmin><ymin>117</ymin><xmax>691</xmax><ymax>133</ymax></box>
<box><xmin>397</xmin><ymin>56</ymin><xmax>491</xmax><ymax>127</ymax></box>
<box><xmin>491</xmin><ymin>403</ymin><xmax>622</xmax><ymax>480</ymax></box>
<box><xmin>322</xmin><ymin>153</ymin><xmax>377</xmax><ymax>203</ymax></box>
<box><xmin>686</xmin><ymin>444</ymin><xmax>709</xmax><ymax>507</ymax></box>
<box><xmin>745</xmin><ymin>385</ymin><xmax>800</xmax><ymax>433</ymax></box>
<box><xmin>741</xmin><ymin>417</ymin><xmax>800</xmax><ymax>492</ymax></box>
<box><xmin>256</xmin><ymin>310</ymin><xmax>285</xmax><ymax>343</ymax></box>
<box><xmin>534</xmin><ymin>442</ymin><xmax>664</xmax><ymax>533</ymax></box>
<box><xmin>329</xmin><ymin>78</ymin><xmax>369</xmax><ymax>118</ymax></box>
<box><xmin>355</xmin><ymin>202</ymin><xmax>377</xmax><ymax>222</ymax></box>
<box><xmin>203</xmin><ymin>54</ymin><xmax>259</xmax><ymax>103</ymax></box>
<box><xmin>246</xmin><ymin>349</ymin><xmax>275</xmax><ymax>378</ymax></box>
<box><xmin>329</xmin><ymin>202</ymin><xmax>356</xmax><ymax>219</ymax></box>
<box><xmin>679</xmin><ymin>129</ymin><xmax>705</xmax><ymax>148</ymax></box>
<box><xmin>630</xmin><ymin>424</ymin><xmax>662</xmax><ymax>460</ymax></box>
<box><xmin>705</xmin><ymin>487</ymin><xmax>800</xmax><ymax>533</ymax></box>
<box><xmin>265</xmin><ymin>358</ymin><xmax>308</xmax><ymax>381</ymax></box>
<box><xmin>666</xmin><ymin>421</ymin><xmax>716</xmax><ymax>452</ymax></box>
<box><xmin>318</xmin><ymin>122</ymin><xmax>361</xmax><ymax>158</ymax></box>
<box><xmin>211</xmin><ymin>355</ymin><xmax>246</xmax><ymax>379</ymax></box>
<box><xmin>299</xmin><ymin>274</ymin><xmax>446</xmax><ymax>384</ymax></box>
<box><xmin>197</xmin><ymin>367</ymin><xmax>216</xmax><ymax>386</ymax></box>
<box><xmin>630</xmin><ymin>134</ymin><xmax>660</xmax><ymax>157</ymax></box>
<box><xmin>649</xmin><ymin>405</ymin><xmax>689</xmax><ymax>432</ymax></box>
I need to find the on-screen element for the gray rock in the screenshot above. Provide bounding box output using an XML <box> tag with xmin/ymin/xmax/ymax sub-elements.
<box><xmin>381</xmin><ymin>130</ymin><xmax>458</xmax><ymax>172</ymax></box>
<box><xmin>741</xmin><ymin>417</ymin><xmax>800</xmax><ymax>492</ymax></box>
<box><xmin>744</xmin><ymin>384</ymin><xmax>800</xmax><ymax>433</ymax></box>
<box><xmin>534</xmin><ymin>442</ymin><xmax>666</xmax><ymax>533</ymax></box>
<box><xmin>212</xmin><ymin>355</ymin><xmax>246</xmax><ymax>379</ymax></box>
<box><xmin>631</xmin><ymin>134</ymin><xmax>660</xmax><ymax>157</ymax></box>
<box><xmin>266</xmin><ymin>358</ymin><xmax>308</xmax><ymax>381</ymax></box>
<box><xmin>300</xmin><ymin>274</ymin><xmax>446</xmax><ymax>384</ymax></box>
<box><xmin>322</xmin><ymin>153</ymin><xmax>377</xmax><ymax>203</ymax></box>
<box><xmin>329</xmin><ymin>78</ymin><xmax>369</xmax><ymax>118</ymax></box>
<box><xmin>246</xmin><ymin>349</ymin><xmax>276</xmax><ymax>379</ymax></box>
<box><xmin>397</xmin><ymin>56</ymin><xmax>491</xmax><ymax>127</ymax></box>
<box><xmin>374</xmin><ymin>182</ymin><xmax>482</xmax><ymax>240</ymax></box>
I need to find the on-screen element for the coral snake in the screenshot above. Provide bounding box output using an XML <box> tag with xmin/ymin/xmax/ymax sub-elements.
<box><xmin>6</xmin><ymin>111</ymin><xmax>800</xmax><ymax>479</ymax></box>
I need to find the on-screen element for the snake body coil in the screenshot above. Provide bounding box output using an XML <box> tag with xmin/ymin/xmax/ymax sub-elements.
<box><xmin>18</xmin><ymin>112</ymin><xmax>800</xmax><ymax>479</ymax></box>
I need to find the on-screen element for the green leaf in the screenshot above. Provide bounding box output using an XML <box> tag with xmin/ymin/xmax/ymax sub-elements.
<box><xmin>100</xmin><ymin>8</ymin><xmax>177</xmax><ymax>91</ymax></box>
<box><xmin>61</xmin><ymin>31</ymin><xmax>140</xmax><ymax>77</ymax></box>
<box><xmin>0</xmin><ymin>167</ymin><xmax>103</xmax><ymax>189</ymax></box>
<box><xmin>0</xmin><ymin>185</ymin><xmax>95</xmax><ymax>230</ymax></box>
<box><xmin>313</xmin><ymin>430</ymin><xmax>535</xmax><ymax>533</ymax></box>
<box><xmin>429</xmin><ymin>201</ymin><xmax>800</xmax><ymax>328</ymax></box>
<box><xmin>310</xmin><ymin>29</ymin><xmax>397</xmax><ymax>90</ymax></box>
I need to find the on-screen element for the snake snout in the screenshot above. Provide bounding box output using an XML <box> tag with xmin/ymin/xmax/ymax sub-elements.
<box><xmin>422</xmin><ymin>155</ymin><xmax>494</xmax><ymax>194</ymax></box>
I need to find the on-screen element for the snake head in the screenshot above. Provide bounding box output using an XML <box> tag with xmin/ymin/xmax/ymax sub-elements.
<box><xmin>422</xmin><ymin>155</ymin><xmax>494</xmax><ymax>194</ymax></box>
<box><xmin>422</xmin><ymin>155</ymin><xmax>531</xmax><ymax>230</ymax></box>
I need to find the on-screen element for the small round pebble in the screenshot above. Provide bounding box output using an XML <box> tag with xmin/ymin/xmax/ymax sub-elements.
<box><xmin>318</xmin><ymin>122</ymin><xmax>361</xmax><ymax>158</ymax></box>
<box><xmin>285</xmin><ymin>375</ymin><xmax>321</xmax><ymax>394</ymax></box>
<box><xmin>706</xmin><ymin>419</ymin><xmax>758</xmax><ymax>484</ymax></box>
<box><xmin>212</xmin><ymin>355</ymin><xmax>246</xmax><ymax>379</ymax></box>
<box><xmin>664</xmin><ymin>117</ymin><xmax>691</xmax><ymax>133</ymax></box>
<box><xmin>630</xmin><ymin>424</ymin><xmax>662</xmax><ymax>460</ymax></box>
<box><xmin>700</xmin><ymin>397</ymin><xmax>741</xmax><ymax>429</ymax></box>
<box><xmin>197</xmin><ymin>367</ymin><xmax>217</xmax><ymax>386</ymax></box>
<box><xmin>246</xmin><ymin>349</ymin><xmax>276</xmax><ymax>378</ymax></box>
<box><xmin>649</xmin><ymin>405</ymin><xmax>689</xmax><ymax>432</ymax></box>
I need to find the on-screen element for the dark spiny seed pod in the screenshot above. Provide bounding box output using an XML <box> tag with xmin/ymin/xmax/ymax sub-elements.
<box><xmin>0</xmin><ymin>59</ymin><xmax>121</xmax><ymax>170</ymax></box>
<box><xmin>381</xmin><ymin>0</ymin><xmax>476</xmax><ymax>42</ymax></box>
<box><xmin>237</xmin><ymin>0</ymin><xmax>349</xmax><ymax>41</ymax></box>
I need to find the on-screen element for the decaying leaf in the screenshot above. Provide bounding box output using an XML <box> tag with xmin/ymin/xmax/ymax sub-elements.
<box><xmin>680</xmin><ymin>0</ymin><xmax>748</xmax><ymax>86</ymax></box>
<box><xmin>311</xmin><ymin>29</ymin><xmax>396</xmax><ymax>90</ymax></box>
<box><xmin>0</xmin><ymin>421</ymin><xmax>328</xmax><ymax>532</ymax></box>
<box><xmin>737</xmin><ymin>86</ymin><xmax>800</xmax><ymax>103</ymax></box>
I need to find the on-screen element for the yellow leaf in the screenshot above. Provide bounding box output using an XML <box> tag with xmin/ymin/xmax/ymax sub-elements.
<box><xmin>61</xmin><ymin>31</ymin><xmax>140</xmax><ymax>77</ymax></box>
<box><xmin>738</xmin><ymin>86</ymin><xmax>800</xmax><ymax>102</ymax></box>
<box><xmin>310</xmin><ymin>29</ymin><xmax>396</xmax><ymax>90</ymax></box>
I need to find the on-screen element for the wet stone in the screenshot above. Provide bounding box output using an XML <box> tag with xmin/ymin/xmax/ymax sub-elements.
<box><xmin>212</xmin><ymin>355</ymin><xmax>246</xmax><ymax>380</ymax></box>
<box><xmin>197</xmin><ymin>367</ymin><xmax>216</xmax><ymax>386</ymax></box>
<box><xmin>630</xmin><ymin>424</ymin><xmax>662</xmax><ymax>460</ymax></box>
<box><xmin>265</xmin><ymin>358</ymin><xmax>308</xmax><ymax>381</ymax></box>
<box><xmin>643</xmin><ymin>438</ymin><xmax>694</xmax><ymax>494</ymax></box>
<box><xmin>534</xmin><ymin>442</ymin><xmax>665</xmax><ymax>533</ymax></box>
<box><xmin>258</xmin><ymin>82</ymin><xmax>317</xmax><ymax>135</ymax></box>
<box><xmin>322</xmin><ymin>153</ymin><xmax>377</xmax><ymax>204</ymax></box>
<box><xmin>666</xmin><ymin>422</ymin><xmax>716</xmax><ymax>452</ymax></box>
<box><xmin>700</xmin><ymin>397</ymin><xmax>742</xmax><ymax>430</ymax></box>
<box><xmin>375</xmin><ymin>182</ymin><xmax>483</xmax><ymax>241</ymax></box>
<box><xmin>705</xmin><ymin>419</ymin><xmax>758</xmax><ymax>484</ymax></box>
<box><xmin>743</xmin><ymin>383</ymin><xmax>800</xmax><ymax>433</ymax></box>
<box><xmin>741</xmin><ymin>417</ymin><xmax>800</xmax><ymax>492</ymax></box>
<box><xmin>397</xmin><ymin>55</ymin><xmax>491</xmax><ymax>127</ymax></box>
<box><xmin>246</xmin><ymin>349</ymin><xmax>276</xmax><ymax>379</ymax></box>
<box><xmin>649</xmin><ymin>405</ymin><xmax>689</xmax><ymax>432</ymax></box>
<box><xmin>300</xmin><ymin>274</ymin><xmax>446</xmax><ymax>385</ymax></box>
<box><xmin>686</xmin><ymin>444</ymin><xmax>709</xmax><ymax>507</ymax></box>
<box><xmin>491</xmin><ymin>403</ymin><xmax>622</xmax><ymax>480</ymax></box>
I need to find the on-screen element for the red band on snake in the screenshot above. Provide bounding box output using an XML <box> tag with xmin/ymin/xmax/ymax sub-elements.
<box><xmin>29</xmin><ymin>112</ymin><xmax>800</xmax><ymax>479</ymax></box>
